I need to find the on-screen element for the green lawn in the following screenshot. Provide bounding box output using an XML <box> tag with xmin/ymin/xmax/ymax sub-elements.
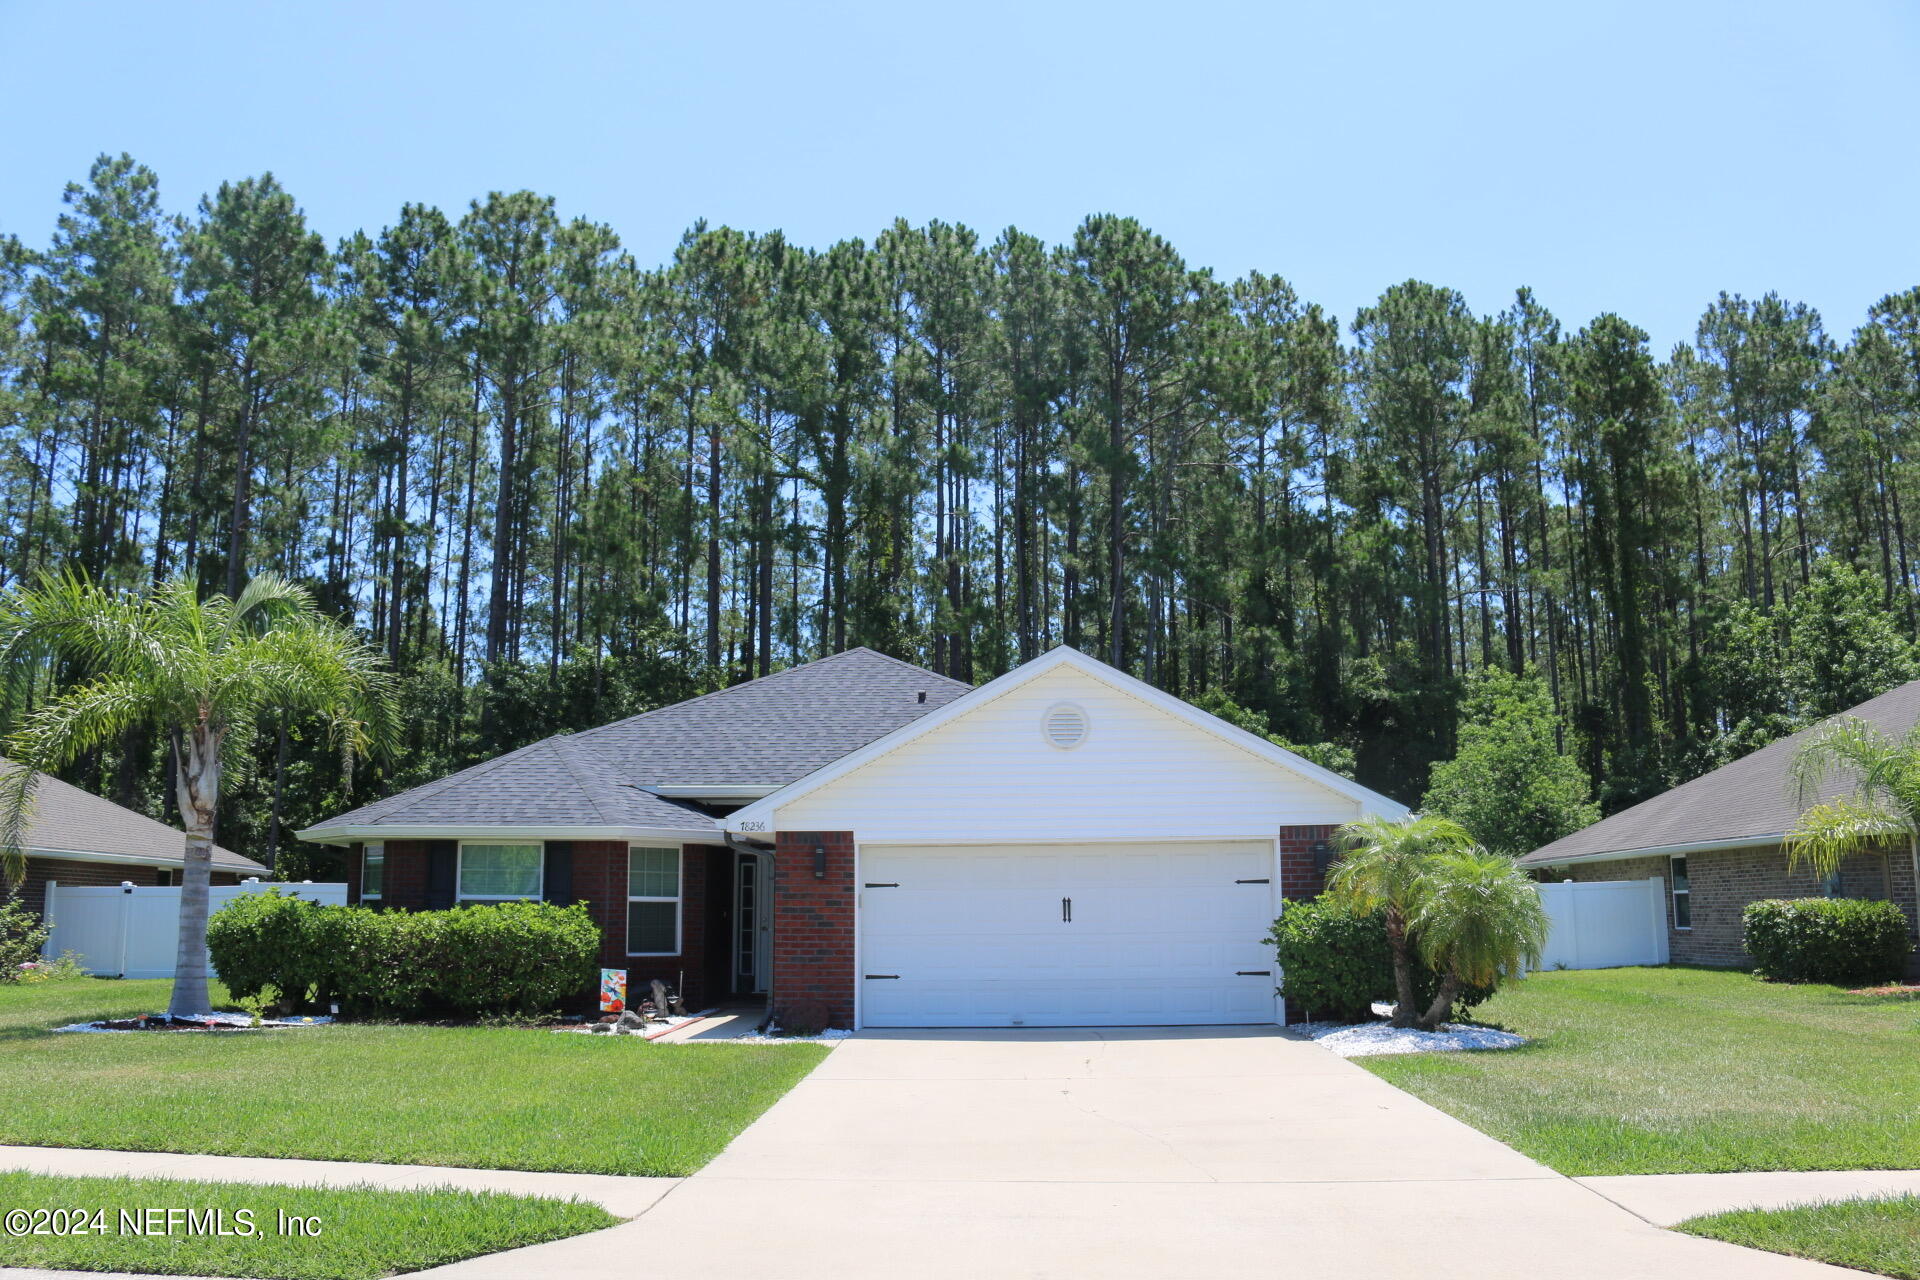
<box><xmin>1361</xmin><ymin>966</ymin><xmax>1920</xmax><ymax>1176</ymax></box>
<box><xmin>0</xmin><ymin>978</ymin><xmax>827</xmax><ymax>1176</ymax></box>
<box><xmin>1681</xmin><ymin>1196</ymin><xmax>1920</xmax><ymax>1279</ymax></box>
<box><xmin>0</xmin><ymin>1170</ymin><xmax>614</xmax><ymax>1280</ymax></box>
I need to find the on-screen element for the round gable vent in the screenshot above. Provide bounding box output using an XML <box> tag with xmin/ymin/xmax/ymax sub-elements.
<box><xmin>1042</xmin><ymin>701</ymin><xmax>1090</xmax><ymax>751</ymax></box>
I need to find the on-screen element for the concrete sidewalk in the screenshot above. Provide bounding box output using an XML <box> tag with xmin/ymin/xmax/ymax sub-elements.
<box><xmin>1582</xmin><ymin>1169</ymin><xmax>1920</xmax><ymax>1225</ymax></box>
<box><xmin>0</xmin><ymin>1144</ymin><xmax>675</xmax><ymax>1218</ymax></box>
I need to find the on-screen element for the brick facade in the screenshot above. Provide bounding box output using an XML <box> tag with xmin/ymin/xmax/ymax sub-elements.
<box><xmin>770</xmin><ymin>830</ymin><xmax>855</xmax><ymax>1029</ymax></box>
<box><xmin>348</xmin><ymin>837</ymin><xmax>723</xmax><ymax>1008</ymax></box>
<box><xmin>18</xmin><ymin>856</ymin><xmax>240</xmax><ymax>918</ymax></box>
<box><xmin>1554</xmin><ymin>842</ymin><xmax>1919</xmax><ymax>971</ymax></box>
<box><xmin>1278</xmin><ymin>825</ymin><xmax>1342</xmax><ymax>901</ymax></box>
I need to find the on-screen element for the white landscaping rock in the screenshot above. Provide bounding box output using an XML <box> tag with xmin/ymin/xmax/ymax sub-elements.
<box><xmin>1294</xmin><ymin>1019</ymin><xmax>1526</xmax><ymax>1057</ymax></box>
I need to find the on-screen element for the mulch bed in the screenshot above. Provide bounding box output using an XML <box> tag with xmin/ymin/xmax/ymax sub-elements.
<box><xmin>1846</xmin><ymin>984</ymin><xmax>1920</xmax><ymax>998</ymax></box>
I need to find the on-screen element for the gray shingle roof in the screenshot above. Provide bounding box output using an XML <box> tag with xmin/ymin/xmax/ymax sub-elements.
<box><xmin>1519</xmin><ymin>678</ymin><xmax>1920</xmax><ymax>866</ymax></box>
<box><xmin>5</xmin><ymin>762</ymin><xmax>264</xmax><ymax>873</ymax></box>
<box><xmin>308</xmin><ymin>648</ymin><xmax>972</xmax><ymax>836</ymax></box>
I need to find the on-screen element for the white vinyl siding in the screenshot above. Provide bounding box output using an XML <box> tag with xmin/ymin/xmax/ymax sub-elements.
<box><xmin>457</xmin><ymin>842</ymin><xmax>542</xmax><ymax>902</ymax></box>
<box><xmin>772</xmin><ymin>666</ymin><xmax>1360</xmax><ymax>841</ymax></box>
<box><xmin>627</xmin><ymin>847</ymin><xmax>682</xmax><ymax>956</ymax></box>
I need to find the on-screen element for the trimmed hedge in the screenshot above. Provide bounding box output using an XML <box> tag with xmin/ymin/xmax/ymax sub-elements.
<box><xmin>1743</xmin><ymin>897</ymin><xmax>1913</xmax><ymax>986</ymax></box>
<box><xmin>1267</xmin><ymin>896</ymin><xmax>1492</xmax><ymax>1023</ymax></box>
<box><xmin>208</xmin><ymin>891</ymin><xmax>600</xmax><ymax>1017</ymax></box>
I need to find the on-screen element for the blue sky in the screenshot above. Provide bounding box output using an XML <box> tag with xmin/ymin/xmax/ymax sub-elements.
<box><xmin>3</xmin><ymin>0</ymin><xmax>1915</xmax><ymax>353</ymax></box>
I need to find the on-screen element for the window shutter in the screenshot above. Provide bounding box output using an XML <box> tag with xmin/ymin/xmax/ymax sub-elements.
<box><xmin>543</xmin><ymin>841</ymin><xmax>573</xmax><ymax>904</ymax></box>
<box><xmin>426</xmin><ymin>842</ymin><xmax>456</xmax><ymax>909</ymax></box>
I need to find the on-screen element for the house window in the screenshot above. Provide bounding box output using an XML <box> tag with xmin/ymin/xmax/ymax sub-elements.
<box><xmin>1670</xmin><ymin>856</ymin><xmax>1691</xmax><ymax>929</ymax></box>
<box><xmin>627</xmin><ymin>846</ymin><xmax>681</xmax><ymax>956</ymax></box>
<box><xmin>457</xmin><ymin>842</ymin><xmax>543</xmax><ymax>902</ymax></box>
<box><xmin>361</xmin><ymin>842</ymin><xmax>385</xmax><ymax>900</ymax></box>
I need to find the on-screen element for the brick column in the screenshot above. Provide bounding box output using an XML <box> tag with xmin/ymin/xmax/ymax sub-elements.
<box><xmin>772</xmin><ymin>831</ymin><xmax>856</xmax><ymax>1029</ymax></box>
<box><xmin>1279</xmin><ymin>825</ymin><xmax>1340</xmax><ymax>901</ymax></box>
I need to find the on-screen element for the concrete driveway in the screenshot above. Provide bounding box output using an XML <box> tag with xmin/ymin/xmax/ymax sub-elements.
<box><xmin>430</xmin><ymin>1028</ymin><xmax>1853</xmax><ymax>1279</ymax></box>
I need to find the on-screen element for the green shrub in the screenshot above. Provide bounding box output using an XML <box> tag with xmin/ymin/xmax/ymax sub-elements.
<box><xmin>1743</xmin><ymin>898</ymin><xmax>1913</xmax><ymax>986</ymax></box>
<box><xmin>1268</xmin><ymin>896</ymin><xmax>1492</xmax><ymax>1022</ymax></box>
<box><xmin>208</xmin><ymin>891</ymin><xmax>600</xmax><ymax>1017</ymax></box>
<box><xmin>0</xmin><ymin>896</ymin><xmax>52</xmax><ymax>982</ymax></box>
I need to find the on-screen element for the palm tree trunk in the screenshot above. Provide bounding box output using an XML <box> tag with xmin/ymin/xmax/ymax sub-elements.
<box><xmin>1416</xmin><ymin>972</ymin><xmax>1462</xmax><ymax>1032</ymax></box>
<box><xmin>167</xmin><ymin>725</ymin><xmax>221</xmax><ymax>1018</ymax></box>
<box><xmin>1385</xmin><ymin>907</ymin><xmax>1418</xmax><ymax>1028</ymax></box>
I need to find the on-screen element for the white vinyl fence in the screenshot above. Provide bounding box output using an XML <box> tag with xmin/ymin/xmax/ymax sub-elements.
<box><xmin>43</xmin><ymin>880</ymin><xmax>347</xmax><ymax>980</ymax></box>
<box><xmin>1536</xmin><ymin>876</ymin><xmax>1671</xmax><ymax>970</ymax></box>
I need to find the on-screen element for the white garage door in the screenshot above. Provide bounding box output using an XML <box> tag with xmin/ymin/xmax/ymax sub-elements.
<box><xmin>858</xmin><ymin>842</ymin><xmax>1278</xmax><ymax>1027</ymax></box>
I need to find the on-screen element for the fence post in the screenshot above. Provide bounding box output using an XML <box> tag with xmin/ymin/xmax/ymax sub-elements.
<box><xmin>41</xmin><ymin>882</ymin><xmax>57</xmax><ymax>960</ymax></box>
<box><xmin>116</xmin><ymin>882</ymin><xmax>135</xmax><ymax>978</ymax></box>
<box><xmin>1648</xmin><ymin>876</ymin><xmax>1670</xmax><ymax>964</ymax></box>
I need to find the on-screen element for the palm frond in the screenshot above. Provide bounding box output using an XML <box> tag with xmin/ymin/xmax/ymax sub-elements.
<box><xmin>1783</xmin><ymin>796</ymin><xmax>1906</xmax><ymax>878</ymax></box>
<box><xmin>0</xmin><ymin>676</ymin><xmax>155</xmax><ymax>884</ymax></box>
<box><xmin>1410</xmin><ymin>850</ymin><xmax>1549</xmax><ymax>987</ymax></box>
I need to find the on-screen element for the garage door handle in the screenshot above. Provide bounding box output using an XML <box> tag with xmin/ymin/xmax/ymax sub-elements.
<box><xmin>1061</xmin><ymin>896</ymin><xmax>1072</xmax><ymax>923</ymax></box>
<box><xmin>1235</xmin><ymin>878</ymin><xmax>1270</xmax><ymax>884</ymax></box>
<box><xmin>1236</xmin><ymin>970</ymin><xmax>1272</xmax><ymax>977</ymax></box>
<box><xmin>864</xmin><ymin>974</ymin><xmax>900</xmax><ymax>980</ymax></box>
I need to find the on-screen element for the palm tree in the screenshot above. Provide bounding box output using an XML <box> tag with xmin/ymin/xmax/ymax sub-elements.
<box><xmin>0</xmin><ymin>572</ymin><xmax>393</xmax><ymax>1017</ymax></box>
<box><xmin>1326</xmin><ymin>815</ymin><xmax>1479</xmax><ymax>1028</ymax></box>
<box><xmin>1410</xmin><ymin>850</ymin><xmax>1549</xmax><ymax>1031</ymax></box>
<box><xmin>1784</xmin><ymin>716</ymin><xmax>1920</xmax><ymax>881</ymax></box>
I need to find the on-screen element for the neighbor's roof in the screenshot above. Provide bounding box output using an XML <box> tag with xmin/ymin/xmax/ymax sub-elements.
<box><xmin>4</xmin><ymin>763</ymin><xmax>263</xmax><ymax>873</ymax></box>
<box><xmin>302</xmin><ymin>648</ymin><xmax>973</xmax><ymax>841</ymax></box>
<box><xmin>1520</xmin><ymin>677</ymin><xmax>1920</xmax><ymax>867</ymax></box>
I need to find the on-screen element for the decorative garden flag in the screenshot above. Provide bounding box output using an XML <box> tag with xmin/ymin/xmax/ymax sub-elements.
<box><xmin>599</xmin><ymin>969</ymin><xmax>627</xmax><ymax>1013</ymax></box>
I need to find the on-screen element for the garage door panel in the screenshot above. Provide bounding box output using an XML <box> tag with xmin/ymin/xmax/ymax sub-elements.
<box><xmin>859</xmin><ymin>842</ymin><xmax>1277</xmax><ymax>1028</ymax></box>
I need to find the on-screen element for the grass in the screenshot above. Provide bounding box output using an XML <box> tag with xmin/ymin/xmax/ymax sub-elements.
<box><xmin>1360</xmin><ymin>966</ymin><xmax>1920</xmax><ymax>1176</ymax></box>
<box><xmin>0</xmin><ymin>1170</ymin><xmax>615</xmax><ymax>1280</ymax></box>
<box><xmin>0</xmin><ymin>978</ymin><xmax>827</xmax><ymax>1176</ymax></box>
<box><xmin>1680</xmin><ymin>1196</ymin><xmax>1920</xmax><ymax>1278</ymax></box>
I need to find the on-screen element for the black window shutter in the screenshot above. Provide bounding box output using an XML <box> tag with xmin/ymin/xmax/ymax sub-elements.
<box><xmin>543</xmin><ymin>841</ymin><xmax>574</xmax><ymax>904</ymax></box>
<box><xmin>426</xmin><ymin>841</ymin><xmax>457</xmax><ymax>909</ymax></box>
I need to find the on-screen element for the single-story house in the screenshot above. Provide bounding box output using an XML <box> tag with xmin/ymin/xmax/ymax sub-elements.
<box><xmin>1519</xmin><ymin>679</ymin><xmax>1920</xmax><ymax>972</ymax></box>
<box><xmin>4</xmin><ymin>763</ymin><xmax>266</xmax><ymax>917</ymax></box>
<box><xmin>299</xmin><ymin>645</ymin><xmax>1405</xmax><ymax>1028</ymax></box>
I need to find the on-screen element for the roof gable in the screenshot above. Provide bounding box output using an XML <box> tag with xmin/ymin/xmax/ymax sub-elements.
<box><xmin>725</xmin><ymin>647</ymin><xmax>1407</xmax><ymax>835</ymax></box>
<box><xmin>300</xmin><ymin>647</ymin><xmax>969</xmax><ymax>841</ymax></box>
<box><xmin>1519</xmin><ymin>676</ymin><xmax>1920</xmax><ymax>866</ymax></box>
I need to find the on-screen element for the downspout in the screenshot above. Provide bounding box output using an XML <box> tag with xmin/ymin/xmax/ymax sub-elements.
<box><xmin>723</xmin><ymin>833</ymin><xmax>777</xmax><ymax>1032</ymax></box>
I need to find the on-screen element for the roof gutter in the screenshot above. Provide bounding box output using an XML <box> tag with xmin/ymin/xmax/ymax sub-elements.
<box><xmin>1523</xmin><ymin>832</ymin><xmax>1786</xmax><ymax>868</ymax></box>
<box><xmin>22</xmin><ymin>846</ymin><xmax>265</xmax><ymax>874</ymax></box>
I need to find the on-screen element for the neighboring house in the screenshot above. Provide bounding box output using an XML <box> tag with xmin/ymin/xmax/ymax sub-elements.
<box><xmin>300</xmin><ymin>645</ymin><xmax>1405</xmax><ymax>1028</ymax></box>
<box><xmin>3</xmin><ymin>763</ymin><xmax>266</xmax><ymax>917</ymax></box>
<box><xmin>1520</xmin><ymin>679</ymin><xmax>1920</xmax><ymax>972</ymax></box>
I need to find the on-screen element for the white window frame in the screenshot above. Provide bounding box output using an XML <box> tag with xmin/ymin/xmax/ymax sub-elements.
<box><xmin>361</xmin><ymin>841</ymin><xmax>385</xmax><ymax>901</ymax></box>
<box><xmin>626</xmin><ymin>845</ymin><xmax>683</xmax><ymax>957</ymax></box>
<box><xmin>1670</xmin><ymin>855</ymin><xmax>1691</xmax><ymax>930</ymax></box>
<box><xmin>456</xmin><ymin>840</ymin><xmax>544</xmax><ymax>903</ymax></box>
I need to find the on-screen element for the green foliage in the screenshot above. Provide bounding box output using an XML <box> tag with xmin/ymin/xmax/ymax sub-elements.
<box><xmin>1268</xmin><ymin>896</ymin><xmax>1491</xmax><ymax>1023</ymax></box>
<box><xmin>1785</xmin><ymin>715</ymin><xmax>1920</xmax><ymax>878</ymax></box>
<box><xmin>1423</xmin><ymin>669</ymin><xmax>1598</xmax><ymax>855</ymax></box>
<box><xmin>0</xmin><ymin>897</ymin><xmax>50</xmax><ymax>982</ymax></box>
<box><xmin>1742</xmin><ymin>898</ymin><xmax>1913</xmax><ymax>986</ymax></box>
<box><xmin>207</xmin><ymin>891</ymin><xmax>600</xmax><ymax>1017</ymax></box>
<box><xmin>1410</xmin><ymin>850</ymin><xmax>1550</xmax><ymax>987</ymax></box>
<box><xmin>1189</xmin><ymin>688</ymin><xmax>1355</xmax><ymax>777</ymax></box>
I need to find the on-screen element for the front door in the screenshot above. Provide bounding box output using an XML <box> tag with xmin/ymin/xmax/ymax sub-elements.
<box><xmin>733</xmin><ymin>851</ymin><xmax>772</xmax><ymax>994</ymax></box>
